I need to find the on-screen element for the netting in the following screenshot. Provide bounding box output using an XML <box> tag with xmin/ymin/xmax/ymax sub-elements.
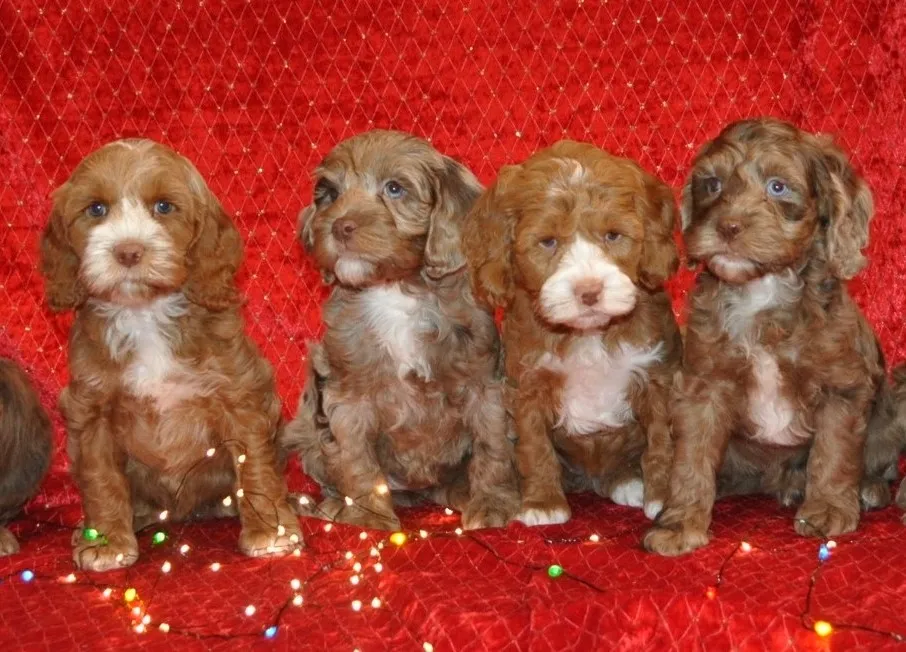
<box><xmin>1</xmin><ymin>0</ymin><xmax>906</xmax><ymax>649</ymax></box>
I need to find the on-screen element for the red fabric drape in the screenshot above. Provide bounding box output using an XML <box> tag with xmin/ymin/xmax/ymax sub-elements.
<box><xmin>1</xmin><ymin>1</ymin><xmax>905</xmax><ymax>649</ymax></box>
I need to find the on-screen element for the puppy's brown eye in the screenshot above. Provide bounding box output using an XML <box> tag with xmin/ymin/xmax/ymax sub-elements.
<box><xmin>603</xmin><ymin>231</ymin><xmax>621</xmax><ymax>243</ymax></box>
<box><xmin>703</xmin><ymin>177</ymin><xmax>722</xmax><ymax>194</ymax></box>
<box><xmin>384</xmin><ymin>180</ymin><xmax>406</xmax><ymax>199</ymax></box>
<box><xmin>539</xmin><ymin>238</ymin><xmax>558</xmax><ymax>250</ymax></box>
<box><xmin>86</xmin><ymin>202</ymin><xmax>108</xmax><ymax>218</ymax></box>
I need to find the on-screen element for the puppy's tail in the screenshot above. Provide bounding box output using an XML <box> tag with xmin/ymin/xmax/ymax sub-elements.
<box><xmin>0</xmin><ymin>358</ymin><xmax>53</xmax><ymax>524</ymax></box>
<box><xmin>279</xmin><ymin>341</ymin><xmax>332</xmax><ymax>489</ymax></box>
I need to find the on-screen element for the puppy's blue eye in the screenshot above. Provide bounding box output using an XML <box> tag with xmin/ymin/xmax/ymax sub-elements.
<box><xmin>384</xmin><ymin>180</ymin><xmax>406</xmax><ymax>199</ymax></box>
<box><xmin>539</xmin><ymin>238</ymin><xmax>558</xmax><ymax>250</ymax></box>
<box><xmin>154</xmin><ymin>200</ymin><xmax>174</xmax><ymax>214</ymax></box>
<box><xmin>766</xmin><ymin>178</ymin><xmax>790</xmax><ymax>198</ymax></box>
<box><xmin>86</xmin><ymin>202</ymin><xmax>108</xmax><ymax>218</ymax></box>
<box><xmin>603</xmin><ymin>231</ymin><xmax>621</xmax><ymax>243</ymax></box>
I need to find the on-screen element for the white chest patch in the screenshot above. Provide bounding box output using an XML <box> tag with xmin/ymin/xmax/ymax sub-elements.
<box><xmin>745</xmin><ymin>347</ymin><xmax>803</xmax><ymax>446</ymax></box>
<box><xmin>540</xmin><ymin>336</ymin><xmax>665</xmax><ymax>436</ymax></box>
<box><xmin>97</xmin><ymin>294</ymin><xmax>206</xmax><ymax>410</ymax></box>
<box><xmin>360</xmin><ymin>284</ymin><xmax>432</xmax><ymax>380</ymax></box>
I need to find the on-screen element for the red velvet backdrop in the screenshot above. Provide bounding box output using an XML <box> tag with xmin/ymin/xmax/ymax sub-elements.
<box><xmin>2</xmin><ymin>0</ymin><xmax>905</xmax><ymax>649</ymax></box>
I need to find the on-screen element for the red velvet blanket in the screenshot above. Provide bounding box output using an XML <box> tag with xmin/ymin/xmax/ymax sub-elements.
<box><xmin>2</xmin><ymin>1</ymin><xmax>905</xmax><ymax>649</ymax></box>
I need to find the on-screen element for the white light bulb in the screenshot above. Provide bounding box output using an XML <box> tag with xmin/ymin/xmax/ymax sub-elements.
<box><xmin>374</xmin><ymin>563</ymin><xmax>383</xmax><ymax>573</ymax></box>
<box><xmin>206</xmin><ymin>448</ymin><xmax>216</xmax><ymax>457</ymax></box>
<box><xmin>291</xmin><ymin>579</ymin><xmax>301</xmax><ymax>590</ymax></box>
<box><xmin>344</xmin><ymin>496</ymin><xmax>354</xmax><ymax>506</ymax></box>
<box><xmin>371</xmin><ymin>597</ymin><xmax>382</xmax><ymax>608</ymax></box>
<box><xmin>222</xmin><ymin>496</ymin><xmax>232</xmax><ymax>507</ymax></box>
<box><xmin>293</xmin><ymin>595</ymin><xmax>303</xmax><ymax>606</ymax></box>
<box><xmin>351</xmin><ymin>600</ymin><xmax>362</xmax><ymax>612</ymax></box>
<box><xmin>237</xmin><ymin>454</ymin><xmax>247</xmax><ymax>464</ymax></box>
<box><xmin>350</xmin><ymin>575</ymin><xmax>360</xmax><ymax>585</ymax></box>
<box><xmin>210</xmin><ymin>562</ymin><xmax>221</xmax><ymax>572</ymax></box>
<box><xmin>161</xmin><ymin>561</ymin><xmax>172</xmax><ymax>573</ymax></box>
<box><xmin>159</xmin><ymin>510</ymin><xmax>169</xmax><ymax>521</ymax></box>
<box><xmin>244</xmin><ymin>605</ymin><xmax>256</xmax><ymax>616</ymax></box>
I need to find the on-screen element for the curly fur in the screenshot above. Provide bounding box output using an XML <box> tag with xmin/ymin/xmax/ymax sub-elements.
<box><xmin>461</xmin><ymin>141</ymin><xmax>682</xmax><ymax>526</ymax></box>
<box><xmin>0</xmin><ymin>359</ymin><xmax>52</xmax><ymax>556</ymax></box>
<box><xmin>40</xmin><ymin>140</ymin><xmax>300</xmax><ymax>571</ymax></box>
<box><xmin>282</xmin><ymin>130</ymin><xmax>520</xmax><ymax>531</ymax></box>
<box><xmin>645</xmin><ymin>118</ymin><xmax>890</xmax><ymax>556</ymax></box>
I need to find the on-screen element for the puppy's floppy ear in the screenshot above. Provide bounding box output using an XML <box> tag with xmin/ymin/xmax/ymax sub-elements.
<box><xmin>40</xmin><ymin>184</ymin><xmax>87</xmax><ymax>312</ymax></box>
<box><xmin>297</xmin><ymin>203</ymin><xmax>335</xmax><ymax>285</ymax></box>
<box><xmin>808</xmin><ymin>135</ymin><xmax>874</xmax><ymax>280</ymax></box>
<box><xmin>460</xmin><ymin>165</ymin><xmax>520</xmax><ymax>308</ymax></box>
<box><xmin>637</xmin><ymin>178</ymin><xmax>680</xmax><ymax>290</ymax></box>
<box><xmin>182</xmin><ymin>160</ymin><xmax>244</xmax><ymax>311</ymax></box>
<box><xmin>422</xmin><ymin>156</ymin><xmax>483</xmax><ymax>280</ymax></box>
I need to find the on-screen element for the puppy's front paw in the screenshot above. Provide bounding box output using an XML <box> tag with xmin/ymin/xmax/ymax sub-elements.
<box><xmin>610</xmin><ymin>477</ymin><xmax>644</xmax><ymax>508</ymax></box>
<box><xmin>0</xmin><ymin>527</ymin><xmax>19</xmax><ymax>556</ymax></box>
<box><xmin>859</xmin><ymin>476</ymin><xmax>891</xmax><ymax>511</ymax></box>
<box><xmin>239</xmin><ymin>522</ymin><xmax>304</xmax><ymax>557</ymax></box>
<box><xmin>514</xmin><ymin>498</ymin><xmax>571</xmax><ymax>527</ymax></box>
<box><xmin>795</xmin><ymin>501</ymin><xmax>859</xmax><ymax>537</ymax></box>
<box><xmin>643</xmin><ymin>500</ymin><xmax>664</xmax><ymax>521</ymax></box>
<box><xmin>73</xmin><ymin>534</ymin><xmax>139</xmax><ymax>572</ymax></box>
<box><xmin>643</xmin><ymin>525</ymin><xmax>709</xmax><ymax>557</ymax></box>
<box><xmin>462</xmin><ymin>498</ymin><xmax>514</xmax><ymax>530</ymax></box>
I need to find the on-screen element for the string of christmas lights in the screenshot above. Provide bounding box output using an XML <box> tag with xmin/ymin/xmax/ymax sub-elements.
<box><xmin>2</xmin><ymin>441</ymin><xmax>904</xmax><ymax>646</ymax></box>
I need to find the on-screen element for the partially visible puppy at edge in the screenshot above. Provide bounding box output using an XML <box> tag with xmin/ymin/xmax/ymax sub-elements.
<box><xmin>645</xmin><ymin>117</ymin><xmax>900</xmax><ymax>557</ymax></box>
<box><xmin>870</xmin><ymin>364</ymin><xmax>906</xmax><ymax>523</ymax></box>
<box><xmin>461</xmin><ymin>141</ymin><xmax>682</xmax><ymax>526</ymax></box>
<box><xmin>281</xmin><ymin>130</ymin><xmax>520</xmax><ymax>531</ymax></box>
<box><xmin>41</xmin><ymin>140</ymin><xmax>301</xmax><ymax>572</ymax></box>
<box><xmin>0</xmin><ymin>358</ymin><xmax>52</xmax><ymax>555</ymax></box>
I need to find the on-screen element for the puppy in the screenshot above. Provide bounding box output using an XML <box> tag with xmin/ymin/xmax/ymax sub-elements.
<box><xmin>461</xmin><ymin>141</ymin><xmax>682</xmax><ymax>526</ymax></box>
<box><xmin>645</xmin><ymin>118</ymin><xmax>887</xmax><ymax>556</ymax></box>
<box><xmin>0</xmin><ymin>358</ymin><xmax>52</xmax><ymax>555</ymax></box>
<box><xmin>41</xmin><ymin>139</ymin><xmax>301</xmax><ymax>571</ymax></box>
<box><xmin>282</xmin><ymin>130</ymin><xmax>520</xmax><ymax>531</ymax></box>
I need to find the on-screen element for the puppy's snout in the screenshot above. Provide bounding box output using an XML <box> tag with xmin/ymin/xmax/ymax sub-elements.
<box><xmin>717</xmin><ymin>217</ymin><xmax>744</xmax><ymax>240</ymax></box>
<box><xmin>113</xmin><ymin>241</ymin><xmax>145</xmax><ymax>267</ymax></box>
<box><xmin>574</xmin><ymin>279</ymin><xmax>603</xmax><ymax>306</ymax></box>
<box><xmin>331</xmin><ymin>218</ymin><xmax>358</xmax><ymax>242</ymax></box>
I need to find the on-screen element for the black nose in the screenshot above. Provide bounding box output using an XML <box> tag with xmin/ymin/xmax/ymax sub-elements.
<box><xmin>331</xmin><ymin>219</ymin><xmax>357</xmax><ymax>242</ymax></box>
<box><xmin>113</xmin><ymin>242</ymin><xmax>145</xmax><ymax>267</ymax></box>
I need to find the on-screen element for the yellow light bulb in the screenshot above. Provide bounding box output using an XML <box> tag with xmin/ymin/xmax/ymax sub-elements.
<box><xmin>814</xmin><ymin>621</ymin><xmax>833</xmax><ymax>637</ymax></box>
<box><xmin>389</xmin><ymin>532</ymin><xmax>407</xmax><ymax>546</ymax></box>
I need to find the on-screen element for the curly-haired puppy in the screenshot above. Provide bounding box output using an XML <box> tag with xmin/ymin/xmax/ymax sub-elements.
<box><xmin>461</xmin><ymin>141</ymin><xmax>682</xmax><ymax>526</ymax></box>
<box><xmin>0</xmin><ymin>358</ymin><xmax>52</xmax><ymax>556</ymax></box>
<box><xmin>282</xmin><ymin>130</ymin><xmax>520</xmax><ymax>531</ymax></box>
<box><xmin>645</xmin><ymin>118</ymin><xmax>889</xmax><ymax>556</ymax></box>
<box><xmin>41</xmin><ymin>139</ymin><xmax>301</xmax><ymax>571</ymax></box>
<box><xmin>867</xmin><ymin>364</ymin><xmax>906</xmax><ymax>523</ymax></box>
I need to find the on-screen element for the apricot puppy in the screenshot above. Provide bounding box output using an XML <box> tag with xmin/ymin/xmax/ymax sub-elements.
<box><xmin>645</xmin><ymin>118</ymin><xmax>888</xmax><ymax>556</ymax></box>
<box><xmin>462</xmin><ymin>141</ymin><xmax>682</xmax><ymax>526</ymax></box>
<box><xmin>41</xmin><ymin>140</ymin><xmax>300</xmax><ymax>571</ymax></box>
